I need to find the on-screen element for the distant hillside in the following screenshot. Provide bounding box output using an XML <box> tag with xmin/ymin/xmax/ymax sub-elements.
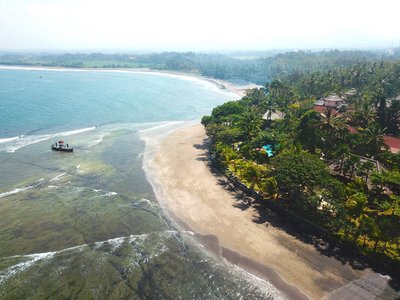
<box><xmin>1</xmin><ymin>48</ymin><xmax>400</xmax><ymax>84</ymax></box>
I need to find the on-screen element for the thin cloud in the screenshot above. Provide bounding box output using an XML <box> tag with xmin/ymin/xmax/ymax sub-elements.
<box><xmin>0</xmin><ymin>0</ymin><xmax>399</xmax><ymax>51</ymax></box>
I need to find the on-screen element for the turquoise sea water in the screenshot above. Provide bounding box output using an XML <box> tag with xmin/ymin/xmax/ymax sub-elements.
<box><xmin>0</xmin><ymin>67</ymin><xmax>281</xmax><ymax>299</ymax></box>
<box><xmin>0</xmin><ymin>68</ymin><xmax>231</xmax><ymax>138</ymax></box>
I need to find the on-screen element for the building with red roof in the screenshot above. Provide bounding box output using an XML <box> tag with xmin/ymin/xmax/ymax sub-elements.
<box><xmin>383</xmin><ymin>136</ymin><xmax>400</xmax><ymax>154</ymax></box>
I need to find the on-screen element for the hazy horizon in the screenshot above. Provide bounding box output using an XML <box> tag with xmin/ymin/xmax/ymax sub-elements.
<box><xmin>1</xmin><ymin>46</ymin><xmax>399</xmax><ymax>55</ymax></box>
<box><xmin>1</xmin><ymin>0</ymin><xmax>400</xmax><ymax>52</ymax></box>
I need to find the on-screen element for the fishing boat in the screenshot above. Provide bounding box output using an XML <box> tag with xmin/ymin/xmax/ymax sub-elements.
<box><xmin>51</xmin><ymin>140</ymin><xmax>73</xmax><ymax>152</ymax></box>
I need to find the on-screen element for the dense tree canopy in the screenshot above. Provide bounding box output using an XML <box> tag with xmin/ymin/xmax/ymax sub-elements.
<box><xmin>2</xmin><ymin>48</ymin><xmax>400</xmax><ymax>84</ymax></box>
<box><xmin>202</xmin><ymin>60</ymin><xmax>400</xmax><ymax>266</ymax></box>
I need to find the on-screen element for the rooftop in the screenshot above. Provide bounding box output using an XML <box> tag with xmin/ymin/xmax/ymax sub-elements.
<box><xmin>323</xmin><ymin>94</ymin><xmax>344</xmax><ymax>102</ymax></box>
<box><xmin>262</xmin><ymin>110</ymin><xmax>285</xmax><ymax>120</ymax></box>
<box><xmin>384</xmin><ymin>136</ymin><xmax>400</xmax><ymax>154</ymax></box>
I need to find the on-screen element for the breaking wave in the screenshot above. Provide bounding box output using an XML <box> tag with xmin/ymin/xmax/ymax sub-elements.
<box><xmin>0</xmin><ymin>185</ymin><xmax>35</xmax><ymax>199</ymax></box>
<box><xmin>0</xmin><ymin>173</ymin><xmax>66</xmax><ymax>199</ymax></box>
<box><xmin>0</xmin><ymin>231</ymin><xmax>177</xmax><ymax>286</ymax></box>
<box><xmin>0</xmin><ymin>126</ymin><xmax>95</xmax><ymax>153</ymax></box>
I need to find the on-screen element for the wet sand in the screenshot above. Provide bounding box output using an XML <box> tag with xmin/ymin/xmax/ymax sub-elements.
<box><xmin>149</xmin><ymin>124</ymin><xmax>397</xmax><ymax>300</ymax></box>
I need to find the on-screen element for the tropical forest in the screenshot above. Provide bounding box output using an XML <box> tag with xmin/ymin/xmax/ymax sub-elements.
<box><xmin>201</xmin><ymin>59</ymin><xmax>400</xmax><ymax>276</ymax></box>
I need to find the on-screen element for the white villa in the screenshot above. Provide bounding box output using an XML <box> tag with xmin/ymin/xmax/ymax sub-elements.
<box><xmin>262</xmin><ymin>110</ymin><xmax>285</xmax><ymax>120</ymax></box>
<box><xmin>314</xmin><ymin>94</ymin><xmax>346</xmax><ymax>110</ymax></box>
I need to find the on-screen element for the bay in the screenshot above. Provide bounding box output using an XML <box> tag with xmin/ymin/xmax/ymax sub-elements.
<box><xmin>0</xmin><ymin>68</ymin><xmax>280</xmax><ymax>299</ymax></box>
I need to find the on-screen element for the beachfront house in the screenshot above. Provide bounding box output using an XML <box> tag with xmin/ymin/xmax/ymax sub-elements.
<box><xmin>262</xmin><ymin>110</ymin><xmax>285</xmax><ymax>121</ymax></box>
<box><xmin>314</xmin><ymin>94</ymin><xmax>346</xmax><ymax>113</ymax></box>
<box><xmin>322</xmin><ymin>94</ymin><xmax>345</xmax><ymax>108</ymax></box>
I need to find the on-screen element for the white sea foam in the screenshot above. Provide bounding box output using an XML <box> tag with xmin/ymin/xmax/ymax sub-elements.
<box><xmin>49</xmin><ymin>172</ymin><xmax>67</xmax><ymax>182</ymax></box>
<box><xmin>0</xmin><ymin>126</ymin><xmax>96</xmax><ymax>153</ymax></box>
<box><xmin>230</xmin><ymin>264</ymin><xmax>284</xmax><ymax>300</ymax></box>
<box><xmin>139</xmin><ymin>120</ymin><xmax>197</xmax><ymax>212</ymax></box>
<box><xmin>0</xmin><ymin>252</ymin><xmax>54</xmax><ymax>285</ymax></box>
<box><xmin>86</xmin><ymin>132</ymin><xmax>108</xmax><ymax>148</ymax></box>
<box><xmin>128</xmin><ymin>233</ymin><xmax>150</xmax><ymax>244</ymax></box>
<box><xmin>2</xmin><ymin>133</ymin><xmax>55</xmax><ymax>152</ymax></box>
<box><xmin>102</xmin><ymin>192</ymin><xmax>118</xmax><ymax>197</ymax></box>
<box><xmin>95</xmin><ymin>237</ymin><xmax>125</xmax><ymax>251</ymax></box>
<box><xmin>0</xmin><ymin>231</ymin><xmax>176</xmax><ymax>285</ymax></box>
<box><xmin>88</xmin><ymin>121</ymin><xmax>180</xmax><ymax>136</ymax></box>
<box><xmin>139</xmin><ymin>122</ymin><xmax>286</xmax><ymax>298</ymax></box>
<box><xmin>0</xmin><ymin>176</ymin><xmax>53</xmax><ymax>199</ymax></box>
<box><xmin>0</xmin><ymin>185</ymin><xmax>35</xmax><ymax>198</ymax></box>
<box><xmin>0</xmin><ymin>136</ymin><xmax>19</xmax><ymax>144</ymax></box>
<box><xmin>138</xmin><ymin>121</ymin><xmax>186</xmax><ymax>136</ymax></box>
<box><xmin>60</xmin><ymin>126</ymin><xmax>96</xmax><ymax>136</ymax></box>
<box><xmin>139</xmin><ymin>120</ymin><xmax>197</xmax><ymax>162</ymax></box>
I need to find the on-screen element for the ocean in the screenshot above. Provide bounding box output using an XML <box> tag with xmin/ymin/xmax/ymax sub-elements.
<box><xmin>0</xmin><ymin>67</ymin><xmax>281</xmax><ymax>299</ymax></box>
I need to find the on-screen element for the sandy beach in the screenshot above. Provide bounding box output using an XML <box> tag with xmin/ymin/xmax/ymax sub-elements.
<box><xmin>149</xmin><ymin>124</ymin><xmax>397</xmax><ymax>300</ymax></box>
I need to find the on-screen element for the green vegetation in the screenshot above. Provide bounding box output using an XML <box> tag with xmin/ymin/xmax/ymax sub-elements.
<box><xmin>2</xmin><ymin>48</ymin><xmax>400</xmax><ymax>84</ymax></box>
<box><xmin>202</xmin><ymin>60</ymin><xmax>400</xmax><ymax>272</ymax></box>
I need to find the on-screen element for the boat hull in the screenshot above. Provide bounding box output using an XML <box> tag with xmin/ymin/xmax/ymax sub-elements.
<box><xmin>51</xmin><ymin>147</ymin><xmax>73</xmax><ymax>152</ymax></box>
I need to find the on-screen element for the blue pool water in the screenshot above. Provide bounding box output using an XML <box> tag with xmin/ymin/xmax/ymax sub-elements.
<box><xmin>262</xmin><ymin>144</ymin><xmax>274</xmax><ymax>157</ymax></box>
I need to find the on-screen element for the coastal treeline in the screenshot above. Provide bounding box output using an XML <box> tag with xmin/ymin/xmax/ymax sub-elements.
<box><xmin>2</xmin><ymin>49</ymin><xmax>400</xmax><ymax>84</ymax></box>
<box><xmin>201</xmin><ymin>61</ymin><xmax>400</xmax><ymax>272</ymax></box>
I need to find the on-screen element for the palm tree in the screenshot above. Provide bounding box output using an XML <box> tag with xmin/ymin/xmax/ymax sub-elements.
<box><xmin>362</xmin><ymin>217</ymin><xmax>379</xmax><ymax>248</ymax></box>
<box><xmin>343</xmin><ymin>154</ymin><xmax>360</xmax><ymax>178</ymax></box>
<box><xmin>379</xmin><ymin>217</ymin><xmax>396</xmax><ymax>252</ymax></box>
<box><xmin>352</xmin><ymin>91</ymin><xmax>363</xmax><ymax>110</ymax></box>
<box><xmin>218</xmin><ymin>144</ymin><xmax>238</xmax><ymax>167</ymax></box>
<box><xmin>239</xmin><ymin>161</ymin><xmax>267</xmax><ymax>190</ymax></box>
<box><xmin>237</xmin><ymin>108</ymin><xmax>263</xmax><ymax>142</ymax></box>
<box><xmin>263</xmin><ymin>98</ymin><xmax>278</xmax><ymax>122</ymax></box>
<box><xmin>266</xmin><ymin>79</ymin><xmax>293</xmax><ymax>107</ymax></box>
<box><xmin>314</xmin><ymin>107</ymin><xmax>347</xmax><ymax>160</ymax></box>
<box><xmin>363</xmin><ymin>123</ymin><xmax>387</xmax><ymax>155</ymax></box>
<box><xmin>243</xmin><ymin>88</ymin><xmax>266</xmax><ymax>106</ymax></box>
<box><xmin>352</xmin><ymin>101</ymin><xmax>376</xmax><ymax>128</ymax></box>
<box><xmin>315</xmin><ymin>106</ymin><xmax>346</xmax><ymax>139</ymax></box>
<box><xmin>334</xmin><ymin>144</ymin><xmax>349</xmax><ymax>175</ymax></box>
<box><xmin>297</xmin><ymin>110</ymin><xmax>321</xmax><ymax>153</ymax></box>
<box><xmin>357</xmin><ymin>161</ymin><xmax>375</xmax><ymax>183</ymax></box>
<box><xmin>345</xmin><ymin>192</ymin><xmax>369</xmax><ymax>240</ymax></box>
<box><xmin>261</xmin><ymin>176</ymin><xmax>278</xmax><ymax>199</ymax></box>
<box><xmin>369</xmin><ymin>221</ymin><xmax>382</xmax><ymax>252</ymax></box>
<box><xmin>388</xmin><ymin>195</ymin><xmax>400</xmax><ymax>216</ymax></box>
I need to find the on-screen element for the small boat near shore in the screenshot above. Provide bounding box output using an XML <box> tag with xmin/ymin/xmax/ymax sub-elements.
<box><xmin>51</xmin><ymin>140</ymin><xmax>73</xmax><ymax>152</ymax></box>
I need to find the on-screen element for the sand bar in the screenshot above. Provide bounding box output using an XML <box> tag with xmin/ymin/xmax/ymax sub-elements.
<box><xmin>149</xmin><ymin>124</ymin><xmax>398</xmax><ymax>300</ymax></box>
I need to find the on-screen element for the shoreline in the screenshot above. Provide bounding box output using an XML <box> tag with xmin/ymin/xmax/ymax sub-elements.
<box><xmin>140</xmin><ymin>122</ymin><xmax>302</xmax><ymax>299</ymax></box>
<box><xmin>147</xmin><ymin>124</ymin><xmax>394</xmax><ymax>300</ymax></box>
<box><xmin>3</xmin><ymin>64</ymin><xmax>396</xmax><ymax>298</ymax></box>
<box><xmin>0</xmin><ymin>64</ymin><xmax>258</xmax><ymax>98</ymax></box>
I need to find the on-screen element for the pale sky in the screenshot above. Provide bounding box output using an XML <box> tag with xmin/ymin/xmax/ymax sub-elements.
<box><xmin>0</xmin><ymin>0</ymin><xmax>400</xmax><ymax>51</ymax></box>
